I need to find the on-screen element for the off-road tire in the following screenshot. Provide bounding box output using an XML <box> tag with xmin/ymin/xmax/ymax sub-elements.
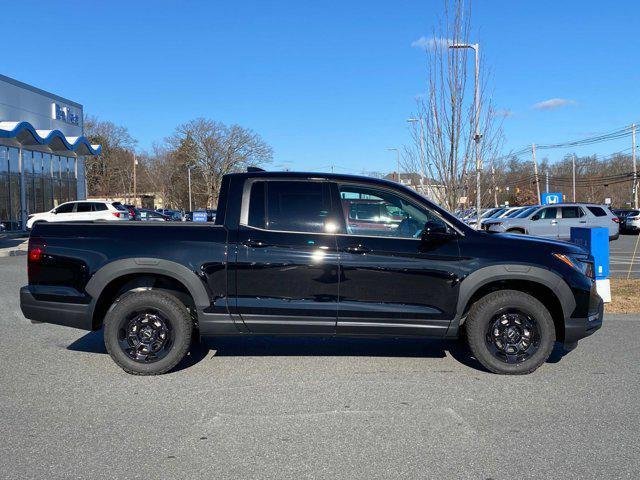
<box><xmin>104</xmin><ymin>290</ymin><xmax>192</xmax><ymax>375</ymax></box>
<box><xmin>465</xmin><ymin>290</ymin><xmax>556</xmax><ymax>375</ymax></box>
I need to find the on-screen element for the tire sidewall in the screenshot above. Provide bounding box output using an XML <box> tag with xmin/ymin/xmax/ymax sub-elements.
<box><xmin>466</xmin><ymin>290</ymin><xmax>556</xmax><ymax>374</ymax></box>
<box><xmin>104</xmin><ymin>291</ymin><xmax>192</xmax><ymax>375</ymax></box>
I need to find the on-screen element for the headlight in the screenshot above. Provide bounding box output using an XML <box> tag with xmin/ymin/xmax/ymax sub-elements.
<box><xmin>553</xmin><ymin>253</ymin><xmax>594</xmax><ymax>279</ymax></box>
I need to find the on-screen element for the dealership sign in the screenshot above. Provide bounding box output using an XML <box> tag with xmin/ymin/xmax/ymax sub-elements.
<box><xmin>51</xmin><ymin>103</ymin><xmax>80</xmax><ymax>126</ymax></box>
<box><xmin>541</xmin><ymin>192</ymin><xmax>563</xmax><ymax>205</ymax></box>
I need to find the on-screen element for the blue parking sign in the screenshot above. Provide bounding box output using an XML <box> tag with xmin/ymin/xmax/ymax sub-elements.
<box><xmin>541</xmin><ymin>192</ymin><xmax>562</xmax><ymax>205</ymax></box>
<box><xmin>193</xmin><ymin>211</ymin><xmax>208</xmax><ymax>222</ymax></box>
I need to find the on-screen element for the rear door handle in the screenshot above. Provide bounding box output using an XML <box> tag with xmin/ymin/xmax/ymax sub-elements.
<box><xmin>345</xmin><ymin>245</ymin><xmax>371</xmax><ymax>254</ymax></box>
<box><xmin>242</xmin><ymin>239</ymin><xmax>270</xmax><ymax>248</ymax></box>
<box><xmin>579</xmin><ymin>220</ymin><xmax>587</xmax><ymax>224</ymax></box>
<box><xmin>551</xmin><ymin>220</ymin><xmax>558</xmax><ymax>225</ymax></box>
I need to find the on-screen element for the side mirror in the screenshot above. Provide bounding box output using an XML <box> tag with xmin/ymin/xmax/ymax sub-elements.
<box><xmin>421</xmin><ymin>221</ymin><xmax>455</xmax><ymax>242</ymax></box>
<box><xmin>52</xmin><ymin>209</ymin><xmax>58</xmax><ymax>215</ymax></box>
<box><xmin>531</xmin><ymin>214</ymin><xmax>540</xmax><ymax>221</ymax></box>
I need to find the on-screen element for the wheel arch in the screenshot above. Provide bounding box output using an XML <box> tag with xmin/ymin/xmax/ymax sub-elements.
<box><xmin>86</xmin><ymin>258</ymin><xmax>211</xmax><ymax>329</ymax></box>
<box><xmin>448</xmin><ymin>265</ymin><xmax>575</xmax><ymax>342</ymax></box>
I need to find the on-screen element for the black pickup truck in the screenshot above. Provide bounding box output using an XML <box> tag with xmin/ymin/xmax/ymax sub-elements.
<box><xmin>20</xmin><ymin>170</ymin><xmax>603</xmax><ymax>375</ymax></box>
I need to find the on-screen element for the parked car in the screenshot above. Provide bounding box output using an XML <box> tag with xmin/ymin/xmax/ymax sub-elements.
<box><xmin>26</xmin><ymin>201</ymin><xmax>130</xmax><ymax>229</ymax></box>
<box><xmin>139</xmin><ymin>209</ymin><xmax>170</xmax><ymax>221</ymax></box>
<box><xmin>21</xmin><ymin>170</ymin><xmax>603</xmax><ymax>376</ymax></box>
<box><xmin>465</xmin><ymin>207</ymin><xmax>501</xmax><ymax>227</ymax></box>
<box><xmin>154</xmin><ymin>209</ymin><xmax>182</xmax><ymax>221</ymax></box>
<box><xmin>485</xmin><ymin>203</ymin><xmax>619</xmax><ymax>240</ymax></box>
<box><xmin>122</xmin><ymin>204</ymin><xmax>141</xmax><ymax>221</ymax></box>
<box><xmin>620</xmin><ymin>209</ymin><xmax>640</xmax><ymax>233</ymax></box>
<box><xmin>342</xmin><ymin>198</ymin><xmax>404</xmax><ymax>234</ymax></box>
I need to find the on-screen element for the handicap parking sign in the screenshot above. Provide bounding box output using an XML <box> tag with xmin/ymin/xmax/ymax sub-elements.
<box><xmin>192</xmin><ymin>211</ymin><xmax>208</xmax><ymax>222</ymax></box>
<box><xmin>541</xmin><ymin>192</ymin><xmax>562</xmax><ymax>205</ymax></box>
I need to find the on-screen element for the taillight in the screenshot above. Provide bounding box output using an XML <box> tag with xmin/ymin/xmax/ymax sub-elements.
<box><xmin>112</xmin><ymin>212</ymin><xmax>121</xmax><ymax>218</ymax></box>
<box><xmin>27</xmin><ymin>237</ymin><xmax>46</xmax><ymax>281</ymax></box>
<box><xmin>612</xmin><ymin>217</ymin><xmax>620</xmax><ymax>223</ymax></box>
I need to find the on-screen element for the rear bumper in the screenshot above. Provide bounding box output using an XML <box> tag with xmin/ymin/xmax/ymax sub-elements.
<box><xmin>564</xmin><ymin>297</ymin><xmax>604</xmax><ymax>344</ymax></box>
<box><xmin>20</xmin><ymin>286</ymin><xmax>95</xmax><ymax>331</ymax></box>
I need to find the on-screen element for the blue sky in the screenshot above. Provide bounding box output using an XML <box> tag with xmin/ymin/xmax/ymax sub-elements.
<box><xmin>2</xmin><ymin>0</ymin><xmax>639</xmax><ymax>172</ymax></box>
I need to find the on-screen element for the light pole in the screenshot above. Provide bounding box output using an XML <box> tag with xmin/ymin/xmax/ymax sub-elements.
<box><xmin>387</xmin><ymin>148</ymin><xmax>400</xmax><ymax>182</ymax></box>
<box><xmin>450</xmin><ymin>42</ymin><xmax>481</xmax><ymax>228</ymax></box>
<box><xmin>187</xmin><ymin>166</ymin><xmax>193</xmax><ymax>211</ymax></box>
<box><xmin>407</xmin><ymin>118</ymin><xmax>425</xmax><ymax>194</ymax></box>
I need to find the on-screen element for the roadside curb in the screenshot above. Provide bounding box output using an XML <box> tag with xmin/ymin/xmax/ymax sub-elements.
<box><xmin>0</xmin><ymin>249</ymin><xmax>27</xmax><ymax>258</ymax></box>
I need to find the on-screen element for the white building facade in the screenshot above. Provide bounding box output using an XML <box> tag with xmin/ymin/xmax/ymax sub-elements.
<box><xmin>0</xmin><ymin>74</ymin><xmax>101</xmax><ymax>230</ymax></box>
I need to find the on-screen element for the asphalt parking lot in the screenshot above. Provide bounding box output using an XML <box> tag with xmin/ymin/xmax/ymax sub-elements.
<box><xmin>1</xmin><ymin>255</ymin><xmax>639</xmax><ymax>479</ymax></box>
<box><xmin>611</xmin><ymin>232</ymin><xmax>640</xmax><ymax>279</ymax></box>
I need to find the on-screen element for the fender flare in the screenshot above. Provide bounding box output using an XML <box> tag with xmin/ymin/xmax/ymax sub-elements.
<box><xmin>85</xmin><ymin>258</ymin><xmax>211</xmax><ymax>308</ymax></box>
<box><xmin>446</xmin><ymin>264</ymin><xmax>575</xmax><ymax>336</ymax></box>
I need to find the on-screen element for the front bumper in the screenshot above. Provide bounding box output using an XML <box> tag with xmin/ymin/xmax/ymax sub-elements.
<box><xmin>20</xmin><ymin>286</ymin><xmax>95</xmax><ymax>331</ymax></box>
<box><xmin>564</xmin><ymin>296</ymin><xmax>604</xmax><ymax>344</ymax></box>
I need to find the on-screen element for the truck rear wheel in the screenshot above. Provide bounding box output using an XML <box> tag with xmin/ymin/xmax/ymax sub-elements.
<box><xmin>104</xmin><ymin>290</ymin><xmax>193</xmax><ymax>375</ymax></box>
<box><xmin>465</xmin><ymin>290</ymin><xmax>555</xmax><ymax>375</ymax></box>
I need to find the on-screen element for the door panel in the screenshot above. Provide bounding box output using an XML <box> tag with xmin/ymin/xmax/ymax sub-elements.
<box><xmin>558</xmin><ymin>206</ymin><xmax>586</xmax><ymax>238</ymax></box>
<box><xmin>235</xmin><ymin>227</ymin><xmax>339</xmax><ymax>333</ymax></box>
<box><xmin>532</xmin><ymin>207</ymin><xmax>559</xmax><ymax>238</ymax></box>
<box><xmin>233</xmin><ymin>180</ymin><xmax>340</xmax><ymax>333</ymax></box>
<box><xmin>337</xmin><ymin>235</ymin><xmax>462</xmax><ymax>335</ymax></box>
<box><xmin>334</xmin><ymin>182</ymin><xmax>463</xmax><ymax>336</ymax></box>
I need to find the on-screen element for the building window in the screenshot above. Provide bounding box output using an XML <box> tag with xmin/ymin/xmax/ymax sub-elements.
<box><xmin>8</xmin><ymin>148</ymin><xmax>21</xmax><ymax>230</ymax></box>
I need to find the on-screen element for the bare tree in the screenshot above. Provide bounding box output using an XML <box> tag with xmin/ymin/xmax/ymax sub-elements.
<box><xmin>84</xmin><ymin>115</ymin><xmax>137</xmax><ymax>198</ymax></box>
<box><xmin>167</xmin><ymin>118</ymin><xmax>273</xmax><ymax>208</ymax></box>
<box><xmin>402</xmin><ymin>0</ymin><xmax>504</xmax><ymax>211</ymax></box>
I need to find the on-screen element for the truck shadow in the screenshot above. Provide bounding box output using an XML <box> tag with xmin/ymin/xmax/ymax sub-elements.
<box><xmin>67</xmin><ymin>330</ymin><xmax>571</xmax><ymax>374</ymax></box>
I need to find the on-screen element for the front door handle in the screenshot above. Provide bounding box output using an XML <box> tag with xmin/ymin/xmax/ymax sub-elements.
<box><xmin>242</xmin><ymin>239</ymin><xmax>270</xmax><ymax>248</ymax></box>
<box><xmin>579</xmin><ymin>220</ymin><xmax>587</xmax><ymax>224</ymax></box>
<box><xmin>345</xmin><ymin>245</ymin><xmax>371</xmax><ymax>254</ymax></box>
<box><xmin>551</xmin><ymin>220</ymin><xmax>558</xmax><ymax>225</ymax></box>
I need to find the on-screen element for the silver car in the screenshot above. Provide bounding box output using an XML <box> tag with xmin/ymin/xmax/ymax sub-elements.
<box><xmin>620</xmin><ymin>210</ymin><xmax>640</xmax><ymax>232</ymax></box>
<box><xmin>485</xmin><ymin>203</ymin><xmax>620</xmax><ymax>241</ymax></box>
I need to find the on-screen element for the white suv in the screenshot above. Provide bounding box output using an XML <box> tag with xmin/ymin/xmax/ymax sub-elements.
<box><xmin>26</xmin><ymin>201</ymin><xmax>130</xmax><ymax>229</ymax></box>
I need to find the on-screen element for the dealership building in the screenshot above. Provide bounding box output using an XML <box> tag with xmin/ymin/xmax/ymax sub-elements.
<box><xmin>0</xmin><ymin>74</ymin><xmax>101</xmax><ymax>231</ymax></box>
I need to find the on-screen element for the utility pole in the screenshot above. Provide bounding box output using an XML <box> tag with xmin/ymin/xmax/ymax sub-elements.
<box><xmin>407</xmin><ymin>117</ymin><xmax>425</xmax><ymax>194</ymax></box>
<box><xmin>450</xmin><ymin>42</ymin><xmax>481</xmax><ymax>228</ymax></box>
<box><xmin>187</xmin><ymin>167</ymin><xmax>192</xmax><ymax>211</ymax></box>
<box><xmin>545</xmin><ymin>170</ymin><xmax>549</xmax><ymax>193</ymax></box>
<box><xmin>633</xmin><ymin>123</ymin><xmax>638</xmax><ymax>209</ymax></box>
<box><xmin>387</xmin><ymin>148</ymin><xmax>400</xmax><ymax>182</ymax></box>
<box><xmin>491</xmin><ymin>163</ymin><xmax>498</xmax><ymax>207</ymax></box>
<box><xmin>132</xmin><ymin>153</ymin><xmax>137</xmax><ymax>207</ymax></box>
<box><xmin>572</xmin><ymin>154</ymin><xmax>577</xmax><ymax>202</ymax></box>
<box><xmin>532</xmin><ymin>143</ymin><xmax>541</xmax><ymax>204</ymax></box>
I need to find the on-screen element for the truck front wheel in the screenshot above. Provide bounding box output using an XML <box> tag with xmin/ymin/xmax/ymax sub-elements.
<box><xmin>104</xmin><ymin>290</ymin><xmax>193</xmax><ymax>375</ymax></box>
<box><xmin>465</xmin><ymin>290</ymin><xmax>556</xmax><ymax>375</ymax></box>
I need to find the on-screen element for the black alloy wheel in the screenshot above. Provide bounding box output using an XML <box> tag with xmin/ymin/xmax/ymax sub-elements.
<box><xmin>118</xmin><ymin>309</ymin><xmax>174</xmax><ymax>363</ymax></box>
<box><xmin>465</xmin><ymin>289</ymin><xmax>555</xmax><ymax>375</ymax></box>
<box><xmin>485</xmin><ymin>310</ymin><xmax>540</xmax><ymax>364</ymax></box>
<box><xmin>104</xmin><ymin>290</ymin><xmax>193</xmax><ymax>375</ymax></box>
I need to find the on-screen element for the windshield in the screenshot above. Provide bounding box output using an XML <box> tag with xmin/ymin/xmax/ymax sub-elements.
<box><xmin>505</xmin><ymin>208</ymin><xmax>524</xmax><ymax>218</ymax></box>
<box><xmin>515</xmin><ymin>206</ymin><xmax>538</xmax><ymax>218</ymax></box>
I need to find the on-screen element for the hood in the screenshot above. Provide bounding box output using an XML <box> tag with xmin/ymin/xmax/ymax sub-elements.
<box><xmin>494</xmin><ymin>232</ymin><xmax>587</xmax><ymax>254</ymax></box>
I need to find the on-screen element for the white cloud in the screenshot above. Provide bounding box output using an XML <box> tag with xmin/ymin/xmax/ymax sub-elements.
<box><xmin>411</xmin><ymin>36</ymin><xmax>452</xmax><ymax>50</ymax></box>
<box><xmin>533</xmin><ymin>98</ymin><xmax>577</xmax><ymax>110</ymax></box>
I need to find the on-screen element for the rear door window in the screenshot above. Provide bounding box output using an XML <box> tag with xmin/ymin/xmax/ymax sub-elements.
<box><xmin>246</xmin><ymin>180</ymin><xmax>335</xmax><ymax>233</ymax></box>
<box><xmin>93</xmin><ymin>203</ymin><xmax>108</xmax><ymax>211</ymax></box>
<box><xmin>561</xmin><ymin>207</ymin><xmax>584</xmax><ymax>219</ymax></box>
<box><xmin>76</xmin><ymin>203</ymin><xmax>92</xmax><ymax>213</ymax></box>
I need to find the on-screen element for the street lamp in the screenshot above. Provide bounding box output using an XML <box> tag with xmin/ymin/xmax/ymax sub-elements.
<box><xmin>449</xmin><ymin>42</ymin><xmax>482</xmax><ymax>228</ymax></box>
<box><xmin>387</xmin><ymin>148</ymin><xmax>400</xmax><ymax>182</ymax></box>
<box><xmin>407</xmin><ymin>117</ymin><xmax>425</xmax><ymax>194</ymax></box>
